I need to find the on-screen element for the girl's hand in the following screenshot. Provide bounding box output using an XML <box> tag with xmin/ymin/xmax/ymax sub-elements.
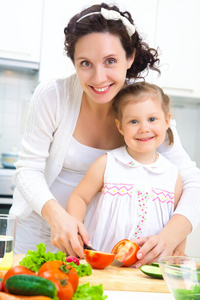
<box><xmin>42</xmin><ymin>199</ymin><xmax>91</xmax><ymax>258</ymax></box>
<box><xmin>131</xmin><ymin>234</ymin><xmax>174</xmax><ymax>268</ymax></box>
<box><xmin>132</xmin><ymin>215</ymin><xmax>191</xmax><ymax>268</ymax></box>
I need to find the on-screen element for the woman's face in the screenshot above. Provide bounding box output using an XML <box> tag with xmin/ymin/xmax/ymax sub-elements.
<box><xmin>74</xmin><ymin>32</ymin><xmax>134</xmax><ymax>105</ymax></box>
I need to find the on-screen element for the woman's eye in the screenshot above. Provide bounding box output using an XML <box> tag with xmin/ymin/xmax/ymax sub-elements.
<box><xmin>149</xmin><ymin>117</ymin><xmax>156</xmax><ymax>122</ymax></box>
<box><xmin>81</xmin><ymin>61</ymin><xmax>91</xmax><ymax>67</ymax></box>
<box><xmin>106</xmin><ymin>58</ymin><xmax>116</xmax><ymax>65</ymax></box>
<box><xmin>130</xmin><ymin>120</ymin><xmax>138</xmax><ymax>124</ymax></box>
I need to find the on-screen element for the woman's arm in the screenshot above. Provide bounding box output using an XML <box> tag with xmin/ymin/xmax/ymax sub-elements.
<box><xmin>14</xmin><ymin>80</ymin><xmax>60</xmax><ymax>215</ymax></box>
<box><xmin>14</xmin><ymin>79</ymin><xmax>89</xmax><ymax>257</ymax></box>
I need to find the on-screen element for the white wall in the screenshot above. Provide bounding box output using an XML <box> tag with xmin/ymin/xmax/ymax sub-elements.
<box><xmin>0</xmin><ymin>70</ymin><xmax>38</xmax><ymax>154</ymax></box>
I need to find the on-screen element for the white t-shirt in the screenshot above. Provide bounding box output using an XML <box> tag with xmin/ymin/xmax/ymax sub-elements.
<box><xmin>14</xmin><ymin>137</ymin><xmax>105</xmax><ymax>254</ymax></box>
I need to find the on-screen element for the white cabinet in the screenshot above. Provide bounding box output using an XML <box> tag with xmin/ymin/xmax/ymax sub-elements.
<box><xmin>0</xmin><ymin>0</ymin><xmax>44</xmax><ymax>63</ymax></box>
<box><xmin>152</xmin><ymin>0</ymin><xmax>200</xmax><ymax>98</ymax></box>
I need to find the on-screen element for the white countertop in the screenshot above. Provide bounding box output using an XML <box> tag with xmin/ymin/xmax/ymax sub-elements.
<box><xmin>104</xmin><ymin>290</ymin><xmax>174</xmax><ymax>299</ymax></box>
<box><xmin>0</xmin><ymin>167</ymin><xmax>15</xmax><ymax>176</ymax></box>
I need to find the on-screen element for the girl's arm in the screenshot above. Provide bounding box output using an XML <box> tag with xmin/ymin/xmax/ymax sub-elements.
<box><xmin>66</xmin><ymin>154</ymin><xmax>107</xmax><ymax>222</ymax></box>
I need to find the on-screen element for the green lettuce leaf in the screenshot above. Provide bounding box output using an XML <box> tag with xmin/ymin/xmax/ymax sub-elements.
<box><xmin>73</xmin><ymin>283</ymin><xmax>108</xmax><ymax>300</ymax></box>
<box><xmin>67</xmin><ymin>261</ymin><xmax>92</xmax><ymax>278</ymax></box>
<box><xmin>19</xmin><ymin>243</ymin><xmax>66</xmax><ymax>272</ymax></box>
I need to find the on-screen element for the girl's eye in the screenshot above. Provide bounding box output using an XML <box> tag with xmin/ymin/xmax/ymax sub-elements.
<box><xmin>130</xmin><ymin>120</ymin><xmax>138</xmax><ymax>124</ymax></box>
<box><xmin>149</xmin><ymin>117</ymin><xmax>156</xmax><ymax>122</ymax></box>
<box><xmin>81</xmin><ymin>61</ymin><xmax>91</xmax><ymax>67</ymax></box>
<box><xmin>106</xmin><ymin>58</ymin><xmax>116</xmax><ymax>65</ymax></box>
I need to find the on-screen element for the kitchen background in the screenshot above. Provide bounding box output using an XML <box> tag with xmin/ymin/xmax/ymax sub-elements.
<box><xmin>0</xmin><ymin>0</ymin><xmax>200</xmax><ymax>256</ymax></box>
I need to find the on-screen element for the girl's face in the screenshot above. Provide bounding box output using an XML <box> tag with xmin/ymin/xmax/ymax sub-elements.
<box><xmin>115</xmin><ymin>94</ymin><xmax>171</xmax><ymax>160</ymax></box>
<box><xmin>74</xmin><ymin>32</ymin><xmax>134</xmax><ymax>105</ymax></box>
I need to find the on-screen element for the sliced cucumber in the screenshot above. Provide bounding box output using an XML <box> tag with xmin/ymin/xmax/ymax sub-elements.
<box><xmin>140</xmin><ymin>265</ymin><xmax>163</xmax><ymax>279</ymax></box>
<box><xmin>151</xmin><ymin>262</ymin><xmax>160</xmax><ymax>267</ymax></box>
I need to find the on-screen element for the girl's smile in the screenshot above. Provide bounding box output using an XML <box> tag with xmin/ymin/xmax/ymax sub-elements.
<box><xmin>116</xmin><ymin>95</ymin><xmax>171</xmax><ymax>164</ymax></box>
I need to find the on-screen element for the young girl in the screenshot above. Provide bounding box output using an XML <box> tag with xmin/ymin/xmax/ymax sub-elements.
<box><xmin>66</xmin><ymin>82</ymin><xmax>186</xmax><ymax>257</ymax></box>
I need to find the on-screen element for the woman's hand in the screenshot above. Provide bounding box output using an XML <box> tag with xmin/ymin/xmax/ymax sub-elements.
<box><xmin>41</xmin><ymin>199</ymin><xmax>91</xmax><ymax>257</ymax></box>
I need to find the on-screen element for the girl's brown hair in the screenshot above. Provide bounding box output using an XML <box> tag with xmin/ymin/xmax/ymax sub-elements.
<box><xmin>64</xmin><ymin>3</ymin><xmax>160</xmax><ymax>80</ymax></box>
<box><xmin>113</xmin><ymin>82</ymin><xmax>174</xmax><ymax>145</ymax></box>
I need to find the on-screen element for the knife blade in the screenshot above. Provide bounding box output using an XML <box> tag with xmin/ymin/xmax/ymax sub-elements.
<box><xmin>83</xmin><ymin>244</ymin><xmax>124</xmax><ymax>267</ymax></box>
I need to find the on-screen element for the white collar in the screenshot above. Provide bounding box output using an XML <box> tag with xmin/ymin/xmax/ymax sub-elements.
<box><xmin>112</xmin><ymin>146</ymin><xmax>170</xmax><ymax>174</ymax></box>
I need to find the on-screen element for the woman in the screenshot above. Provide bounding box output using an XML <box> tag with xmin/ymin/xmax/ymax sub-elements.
<box><xmin>10</xmin><ymin>3</ymin><xmax>200</xmax><ymax>267</ymax></box>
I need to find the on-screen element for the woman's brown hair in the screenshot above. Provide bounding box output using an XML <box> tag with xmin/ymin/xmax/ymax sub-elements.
<box><xmin>64</xmin><ymin>3</ymin><xmax>160</xmax><ymax>81</ymax></box>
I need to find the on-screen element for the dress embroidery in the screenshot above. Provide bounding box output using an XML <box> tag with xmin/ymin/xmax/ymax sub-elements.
<box><xmin>101</xmin><ymin>183</ymin><xmax>133</xmax><ymax>197</ymax></box>
<box><xmin>100</xmin><ymin>182</ymin><xmax>174</xmax><ymax>240</ymax></box>
<box><xmin>151</xmin><ymin>187</ymin><xmax>174</xmax><ymax>204</ymax></box>
<box><xmin>132</xmin><ymin>187</ymin><xmax>149</xmax><ymax>239</ymax></box>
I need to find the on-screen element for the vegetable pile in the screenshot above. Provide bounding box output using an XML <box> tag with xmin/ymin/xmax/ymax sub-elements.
<box><xmin>0</xmin><ymin>243</ymin><xmax>107</xmax><ymax>300</ymax></box>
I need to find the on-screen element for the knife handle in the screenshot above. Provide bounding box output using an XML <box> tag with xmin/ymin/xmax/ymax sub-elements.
<box><xmin>83</xmin><ymin>244</ymin><xmax>96</xmax><ymax>251</ymax></box>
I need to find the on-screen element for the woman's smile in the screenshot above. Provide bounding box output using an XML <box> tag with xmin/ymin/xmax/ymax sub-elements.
<box><xmin>74</xmin><ymin>32</ymin><xmax>134</xmax><ymax>104</ymax></box>
<box><xmin>90</xmin><ymin>84</ymin><xmax>114</xmax><ymax>94</ymax></box>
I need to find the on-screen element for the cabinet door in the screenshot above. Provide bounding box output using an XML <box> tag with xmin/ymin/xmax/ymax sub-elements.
<box><xmin>0</xmin><ymin>0</ymin><xmax>43</xmax><ymax>63</ymax></box>
<box><xmin>153</xmin><ymin>0</ymin><xmax>200</xmax><ymax>98</ymax></box>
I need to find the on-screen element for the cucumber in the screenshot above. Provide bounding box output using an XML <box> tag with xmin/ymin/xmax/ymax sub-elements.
<box><xmin>151</xmin><ymin>262</ymin><xmax>160</xmax><ymax>267</ymax></box>
<box><xmin>140</xmin><ymin>265</ymin><xmax>163</xmax><ymax>279</ymax></box>
<box><xmin>5</xmin><ymin>274</ymin><xmax>57</xmax><ymax>298</ymax></box>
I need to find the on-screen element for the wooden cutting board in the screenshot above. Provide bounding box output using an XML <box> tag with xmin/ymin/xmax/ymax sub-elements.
<box><xmin>13</xmin><ymin>254</ymin><xmax>170</xmax><ymax>293</ymax></box>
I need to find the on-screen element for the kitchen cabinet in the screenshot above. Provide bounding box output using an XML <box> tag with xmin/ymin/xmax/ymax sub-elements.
<box><xmin>152</xmin><ymin>0</ymin><xmax>200</xmax><ymax>98</ymax></box>
<box><xmin>0</xmin><ymin>0</ymin><xmax>44</xmax><ymax>64</ymax></box>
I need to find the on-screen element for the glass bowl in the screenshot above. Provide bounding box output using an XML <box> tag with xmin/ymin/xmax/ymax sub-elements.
<box><xmin>158</xmin><ymin>256</ymin><xmax>200</xmax><ymax>299</ymax></box>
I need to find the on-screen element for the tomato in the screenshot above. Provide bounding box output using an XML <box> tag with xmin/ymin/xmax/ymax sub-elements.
<box><xmin>2</xmin><ymin>265</ymin><xmax>36</xmax><ymax>292</ymax></box>
<box><xmin>111</xmin><ymin>239</ymin><xmax>140</xmax><ymax>267</ymax></box>
<box><xmin>38</xmin><ymin>261</ymin><xmax>79</xmax><ymax>293</ymax></box>
<box><xmin>83</xmin><ymin>249</ymin><xmax>115</xmax><ymax>269</ymax></box>
<box><xmin>37</xmin><ymin>260</ymin><xmax>63</xmax><ymax>275</ymax></box>
<box><xmin>46</xmin><ymin>276</ymin><xmax>74</xmax><ymax>300</ymax></box>
<box><xmin>63</xmin><ymin>264</ymin><xmax>79</xmax><ymax>292</ymax></box>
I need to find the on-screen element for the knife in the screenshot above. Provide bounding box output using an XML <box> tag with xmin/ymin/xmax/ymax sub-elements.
<box><xmin>83</xmin><ymin>244</ymin><xmax>124</xmax><ymax>267</ymax></box>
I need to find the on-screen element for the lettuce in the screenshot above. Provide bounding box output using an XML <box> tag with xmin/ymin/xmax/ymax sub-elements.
<box><xmin>19</xmin><ymin>243</ymin><xmax>66</xmax><ymax>272</ymax></box>
<box><xmin>67</xmin><ymin>261</ymin><xmax>92</xmax><ymax>278</ymax></box>
<box><xmin>73</xmin><ymin>283</ymin><xmax>107</xmax><ymax>300</ymax></box>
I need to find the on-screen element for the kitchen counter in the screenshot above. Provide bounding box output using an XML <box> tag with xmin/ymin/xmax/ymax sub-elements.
<box><xmin>13</xmin><ymin>255</ymin><xmax>173</xmax><ymax>299</ymax></box>
<box><xmin>105</xmin><ymin>290</ymin><xmax>174</xmax><ymax>299</ymax></box>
